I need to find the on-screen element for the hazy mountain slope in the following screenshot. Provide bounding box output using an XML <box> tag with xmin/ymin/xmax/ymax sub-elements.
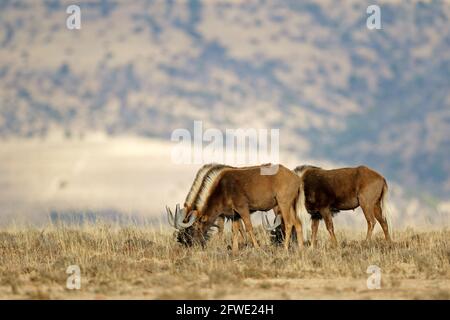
<box><xmin>0</xmin><ymin>0</ymin><xmax>449</xmax><ymax>197</ymax></box>
<box><xmin>0</xmin><ymin>135</ymin><xmax>447</xmax><ymax>228</ymax></box>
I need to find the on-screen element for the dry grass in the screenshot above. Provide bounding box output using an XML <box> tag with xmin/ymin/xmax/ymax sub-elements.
<box><xmin>0</xmin><ymin>224</ymin><xmax>449</xmax><ymax>300</ymax></box>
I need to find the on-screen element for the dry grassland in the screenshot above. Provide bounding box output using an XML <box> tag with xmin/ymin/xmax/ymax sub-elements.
<box><xmin>0</xmin><ymin>225</ymin><xmax>449</xmax><ymax>299</ymax></box>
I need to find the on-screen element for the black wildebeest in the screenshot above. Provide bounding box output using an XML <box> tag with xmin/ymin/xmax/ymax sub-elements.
<box><xmin>166</xmin><ymin>163</ymin><xmax>247</xmax><ymax>243</ymax></box>
<box><xmin>292</xmin><ymin>165</ymin><xmax>393</xmax><ymax>247</ymax></box>
<box><xmin>169</xmin><ymin>164</ymin><xmax>306</xmax><ymax>252</ymax></box>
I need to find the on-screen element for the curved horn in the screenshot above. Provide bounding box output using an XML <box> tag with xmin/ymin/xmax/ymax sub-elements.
<box><xmin>261</xmin><ymin>212</ymin><xmax>272</xmax><ymax>230</ymax></box>
<box><xmin>166</xmin><ymin>206</ymin><xmax>175</xmax><ymax>227</ymax></box>
<box><xmin>177</xmin><ymin>211</ymin><xmax>196</xmax><ymax>228</ymax></box>
<box><xmin>273</xmin><ymin>215</ymin><xmax>282</xmax><ymax>228</ymax></box>
<box><xmin>174</xmin><ymin>204</ymin><xmax>196</xmax><ymax>229</ymax></box>
<box><xmin>261</xmin><ymin>212</ymin><xmax>282</xmax><ymax>231</ymax></box>
<box><xmin>174</xmin><ymin>203</ymin><xmax>182</xmax><ymax>229</ymax></box>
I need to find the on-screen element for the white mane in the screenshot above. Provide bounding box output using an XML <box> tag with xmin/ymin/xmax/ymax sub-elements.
<box><xmin>185</xmin><ymin>164</ymin><xmax>216</xmax><ymax>206</ymax></box>
<box><xmin>193</xmin><ymin>165</ymin><xmax>230</xmax><ymax>212</ymax></box>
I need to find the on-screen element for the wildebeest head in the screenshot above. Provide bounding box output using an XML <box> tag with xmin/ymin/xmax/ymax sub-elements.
<box><xmin>175</xmin><ymin>210</ymin><xmax>217</xmax><ymax>247</ymax></box>
<box><xmin>260</xmin><ymin>210</ymin><xmax>283</xmax><ymax>245</ymax></box>
<box><xmin>262</xmin><ymin>211</ymin><xmax>304</xmax><ymax>247</ymax></box>
<box><xmin>175</xmin><ymin>225</ymin><xmax>211</xmax><ymax>247</ymax></box>
<box><xmin>270</xmin><ymin>224</ymin><xmax>285</xmax><ymax>246</ymax></box>
<box><xmin>175</xmin><ymin>225</ymin><xmax>196</xmax><ymax>246</ymax></box>
<box><xmin>166</xmin><ymin>204</ymin><xmax>196</xmax><ymax>245</ymax></box>
<box><xmin>166</xmin><ymin>205</ymin><xmax>212</xmax><ymax>247</ymax></box>
<box><xmin>166</xmin><ymin>204</ymin><xmax>196</xmax><ymax>229</ymax></box>
<box><xmin>269</xmin><ymin>224</ymin><xmax>304</xmax><ymax>247</ymax></box>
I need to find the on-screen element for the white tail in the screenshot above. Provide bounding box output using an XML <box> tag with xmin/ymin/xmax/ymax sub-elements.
<box><xmin>380</xmin><ymin>183</ymin><xmax>393</xmax><ymax>239</ymax></box>
<box><xmin>295</xmin><ymin>183</ymin><xmax>309</xmax><ymax>242</ymax></box>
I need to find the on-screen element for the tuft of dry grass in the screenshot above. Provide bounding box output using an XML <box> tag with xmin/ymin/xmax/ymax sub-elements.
<box><xmin>0</xmin><ymin>224</ymin><xmax>448</xmax><ymax>299</ymax></box>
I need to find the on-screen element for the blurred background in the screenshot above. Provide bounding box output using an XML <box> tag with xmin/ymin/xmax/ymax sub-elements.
<box><xmin>0</xmin><ymin>0</ymin><xmax>449</xmax><ymax>228</ymax></box>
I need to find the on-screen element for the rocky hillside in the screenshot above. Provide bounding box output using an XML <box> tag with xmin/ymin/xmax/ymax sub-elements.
<box><xmin>0</xmin><ymin>0</ymin><xmax>449</xmax><ymax>198</ymax></box>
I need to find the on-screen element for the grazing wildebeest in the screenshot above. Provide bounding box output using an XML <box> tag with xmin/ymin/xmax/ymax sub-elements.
<box><xmin>293</xmin><ymin>165</ymin><xmax>393</xmax><ymax>248</ymax></box>
<box><xmin>171</xmin><ymin>164</ymin><xmax>306</xmax><ymax>252</ymax></box>
<box><xmin>166</xmin><ymin>164</ymin><xmax>246</xmax><ymax>242</ymax></box>
<box><xmin>167</xmin><ymin>163</ymin><xmax>286</xmax><ymax>248</ymax></box>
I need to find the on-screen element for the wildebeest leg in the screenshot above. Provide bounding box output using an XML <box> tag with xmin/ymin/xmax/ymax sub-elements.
<box><xmin>238</xmin><ymin>219</ymin><xmax>247</xmax><ymax>243</ymax></box>
<box><xmin>311</xmin><ymin>218</ymin><xmax>320</xmax><ymax>248</ymax></box>
<box><xmin>238</xmin><ymin>207</ymin><xmax>260</xmax><ymax>249</ymax></box>
<box><xmin>360</xmin><ymin>201</ymin><xmax>376</xmax><ymax>241</ymax></box>
<box><xmin>231</xmin><ymin>219</ymin><xmax>241</xmax><ymax>254</ymax></box>
<box><xmin>291</xmin><ymin>206</ymin><xmax>304</xmax><ymax>249</ymax></box>
<box><xmin>216</xmin><ymin>215</ymin><xmax>225</xmax><ymax>235</ymax></box>
<box><xmin>283</xmin><ymin>225</ymin><xmax>293</xmax><ymax>251</ymax></box>
<box><xmin>278</xmin><ymin>203</ymin><xmax>294</xmax><ymax>250</ymax></box>
<box><xmin>374</xmin><ymin>202</ymin><xmax>391</xmax><ymax>242</ymax></box>
<box><xmin>321</xmin><ymin>208</ymin><xmax>338</xmax><ymax>247</ymax></box>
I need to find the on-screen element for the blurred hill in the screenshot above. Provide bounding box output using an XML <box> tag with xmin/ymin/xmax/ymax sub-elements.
<box><xmin>0</xmin><ymin>0</ymin><xmax>449</xmax><ymax>199</ymax></box>
<box><xmin>0</xmin><ymin>135</ymin><xmax>447</xmax><ymax>228</ymax></box>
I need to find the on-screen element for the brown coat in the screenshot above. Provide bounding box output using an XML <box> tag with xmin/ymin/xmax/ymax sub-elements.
<box><xmin>294</xmin><ymin>165</ymin><xmax>392</xmax><ymax>247</ymax></box>
<box><xmin>183</xmin><ymin>164</ymin><xmax>305</xmax><ymax>251</ymax></box>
